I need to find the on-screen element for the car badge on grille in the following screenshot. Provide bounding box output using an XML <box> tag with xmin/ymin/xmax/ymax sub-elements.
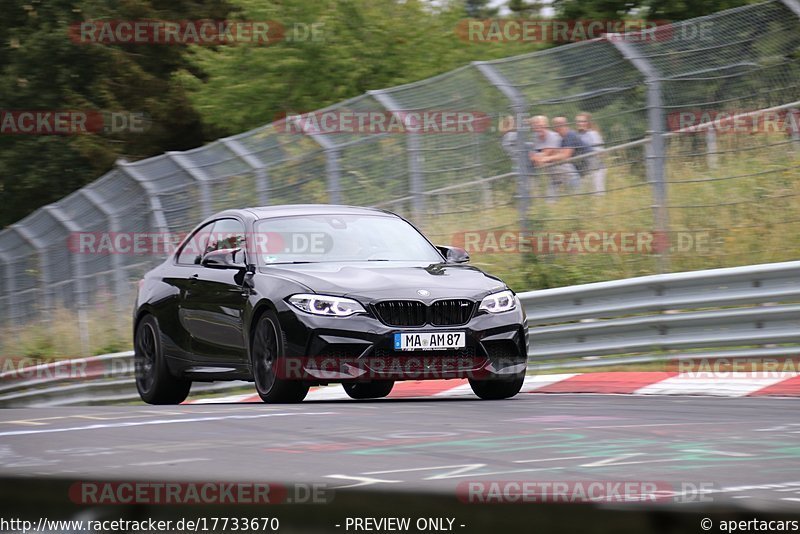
<box><xmin>417</xmin><ymin>289</ymin><xmax>430</xmax><ymax>296</ymax></box>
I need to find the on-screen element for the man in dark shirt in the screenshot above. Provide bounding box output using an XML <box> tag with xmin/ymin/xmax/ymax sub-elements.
<box><xmin>538</xmin><ymin>116</ymin><xmax>589</xmax><ymax>192</ymax></box>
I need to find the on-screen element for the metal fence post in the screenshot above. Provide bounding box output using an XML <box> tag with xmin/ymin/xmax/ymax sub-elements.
<box><xmin>706</xmin><ymin>126</ymin><xmax>718</xmax><ymax>168</ymax></box>
<box><xmin>780</xmin><ymin>0</ymin><xmax>800</xmax><ymax>150</ymax></box>
<box><xmin>116</xmin><ymin>159</ymin><xmax>170</xmax><ymax>235</ymax></box>
<box><xmin>788</xmin><ymin>107</ymin><xmax>800</xmax><ymax>150</ymax></box>
<box><xmin>325</xmin><ymin>149</ymin><xmax>342</xmax><ymax>205</ymax></box>
<box><xmin>781</xmin><ymin>0</ymin><xmax>800</xmax><ymax>17</ymax></box>
<box><xmin>81</xmin><ymin>189</ymin><xmax>129</xmax><ymax>334</ymax></box>
<box><xmin>473</xmin><ymin>61</ymin><xmax>531</xmax><ymax>232</ymax></box>
<box><xmin>45</xmin><ymin>205</ymin><xmax>90</xmax><ymax>355</ymax></box>
<box><xmin>0</xmin><ymin>252</ymin><xmax>14</xmax><ymax>327</ymax></box>
<box><xmin>11</xmin><ymin>223</ymin><xmax>51</xmax><ymax>319</ymax></box>
<box><xmin>783</xmin><ymin>0</ymin><xmax>800</xmax><ymax>151</ymax></box>
<box><xmin>610</xmin><ymin>37</ymin><xmax>671</xmax><ymax>273</ymax></box>
<box><xmin>292</xmin><ymin>118</ymin><xmax>342</xmax><ymax>204</ymax></box>
<box><xmin>168</xmin><ymin>152</ymin><xmax>214</xmax><ymax>218</ymax></box>
<box><xmin>369</xmin><ymin>89</ymin><xmax>425</xmax><ymax>221</ymax></box>
<box><xmin>221</xmin><ymin>137</ymin><xmax>271</xmax><ymax>206</ymax></box>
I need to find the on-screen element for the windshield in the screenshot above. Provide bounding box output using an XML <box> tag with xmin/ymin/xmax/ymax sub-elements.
<box><xmin>253</xmin><ymin>214</ymin><xmax>443</xmax><ymax>265</ymax></box>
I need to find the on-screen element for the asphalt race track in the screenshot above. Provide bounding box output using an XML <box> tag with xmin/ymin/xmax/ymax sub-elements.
<box><xmin>2</xmin><ymin>393</ymin><xmax>800</xmax><ymax>510</ymax></box>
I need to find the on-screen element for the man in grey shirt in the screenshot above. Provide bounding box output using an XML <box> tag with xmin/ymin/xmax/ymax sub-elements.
<box><xmin>576</xmin><ymin>112</ymin><xmax>606</xmax><ymax>195</ymax></box>
<box><xmin>529</xmin><ymin>115</ymin><xmax>579</xmax><ymax>201</ymax></box>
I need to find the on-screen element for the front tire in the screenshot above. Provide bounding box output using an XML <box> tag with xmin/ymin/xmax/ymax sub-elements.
<box><xmin>134</xmin><ymin>314</ymin><xmax>192</xmax><ymax>405</ymax></box>
<box><xmin>469</xmin><ymin>373</ymin><xmax>525</xmax><ymax>400</ymax></box>
<box><xmin>251</xmin><ymin>310</ymin><xmax>309</xmax><ymax>403</ymax></box>
<box><xmin>342</xmin><ymin>381</ymin><xmax>394</xmax><ymax>400</ymax></box>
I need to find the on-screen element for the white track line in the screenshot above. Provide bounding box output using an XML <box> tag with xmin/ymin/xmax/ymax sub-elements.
<box><xmin>634</xmin><ymin>372</ymin><xmax>797</xmax><ymax>397</ymax></box>
<box><xmin>0</xmin><ymin>411</ymin><xmax>336</xmax><ymax>437</ymax></box>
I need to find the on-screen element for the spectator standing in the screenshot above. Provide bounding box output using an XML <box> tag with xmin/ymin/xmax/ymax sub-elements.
<box><xmin>576</xmin><ymin>113</ymin><xmax>607</xmax><ymax>195</ymax></box>
<box><xmin>499</xmin><ymin>115</ymin><xmax>533</xmax><ymax>176</ymax></box>
<box><xmin>528</xmin><ymin>115</ymin><xmax>564</xmax><ymax>202</ymax></box>
<box><xmin>540</xmin><ymin>116</ymin><xmax>587</xmax><ymax>193</ymax></box>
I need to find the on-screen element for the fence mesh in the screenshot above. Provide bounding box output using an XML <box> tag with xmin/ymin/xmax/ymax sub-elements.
<box><xmin>1</xmin><ymin>0</ymin><xmax>799</xmax><ymax>354</ymax></box>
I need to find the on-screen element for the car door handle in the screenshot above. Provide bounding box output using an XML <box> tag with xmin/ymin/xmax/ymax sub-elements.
<box><xmin>189</xmin><ymin>273</ymin><xmax>199</xmax><ymax>284</ymax></box>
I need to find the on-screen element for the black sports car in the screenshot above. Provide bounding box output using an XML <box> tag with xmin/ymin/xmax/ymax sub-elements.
<box><xmin>133</xmin><ymin>205</ymin><xmax>528</xmax><ymax>404</ymax></box>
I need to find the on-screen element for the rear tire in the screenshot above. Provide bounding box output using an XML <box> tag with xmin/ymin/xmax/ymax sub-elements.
<box><xmin>134</xmin><ymin>314</ymin><xmax>192</xmax><ymax>405</ymax></box>
<box><xmin>251</xmin><ymin>310</ymin><xmax>309</xmax><ymax>403</ymax></box>
<box><xmin>469</xmin><ymin>373</ymin><xmax>524</xmax><ymax>400</ymax></box>
<box><xmin>342</xmin><ymin>381</ymin><xmax>394</xmax><ymax>400</ymax></box>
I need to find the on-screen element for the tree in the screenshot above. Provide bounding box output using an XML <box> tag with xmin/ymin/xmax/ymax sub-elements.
<box><xmin>179</xmin><ymin>0</ymin><xmax>542</xmax><ymax>136</ymax></box>
<box><xmin>465</xmin><ymin>0</ymin><xmax>499</xmax><ymax>18</ymax></box>
<box><xmin>552</xmin><ymin>0</ymin><xmax>756</xmax><ymax>21</ymax></box>
<box><xmin>0</xmin><ymin>0</ymin><xmax>234</xmax><ymax>227</ymax></box>
<box><xmin>507</xmin><ymin>0</ymin><xmax>543</xmax><ymax>18</ymax></box>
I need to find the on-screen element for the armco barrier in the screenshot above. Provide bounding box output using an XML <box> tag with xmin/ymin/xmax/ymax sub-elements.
<box><xmin>1</xmin><ymin>260</ymin><xmax>798</xmax><ymax>406</ymax></box>
<box><xmin>521</xmin><ymin>260</ymin><xmax>800</xmax><ymax>366</ymax></box>
<box><xmin>2</xmin><ymin>0</ymin><xmax>800</xmax><ymax>343</ymax></box>
<box><xmin>0</xmin><ymin>351</ymin><xmax>251</xmax><ymax>407</ymax></box>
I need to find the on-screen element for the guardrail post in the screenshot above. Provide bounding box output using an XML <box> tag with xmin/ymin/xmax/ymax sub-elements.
<box><xmin>221</xmin><ymin>137</ymin><xmax>271</xmax><ymax>206</ymax></box>
<box><xmin>369</xmin><ymin>90</ymin><xmax>425</xmax><ymax>221</ymax></box>
<box><xmin>610</xmin><ymin>37</ymin><xmax>670</xmax><ymax>273</ymax></box>
<box><xmin>116</xmin><ymin>160</ymin><xmax>170</xmax><ymax>235</ymax></box>
<box><xmin>44</xmin><ymin>205</ymin><xmax>90</xmax><ymax>356</ymax></box>
<box><xmin>473</xmin><ymin>61</ymin><xmax>531</xmax><ymax>233</ymax></box>
<box><xmin>167</xmin><ymin>152</ymin><xmax>214</xmax><ymax>218</ymax></box>
<box><xmin>81</xmin><ymin>189</ymin><xmax>129</xmax><ymax>334</ymax></box>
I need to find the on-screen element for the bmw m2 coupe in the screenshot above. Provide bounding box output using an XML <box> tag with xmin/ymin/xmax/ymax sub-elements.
<box><xmin>134</xmin><ymin>205</ymin><xmax>528</xmax><ymax>404</ymax></box>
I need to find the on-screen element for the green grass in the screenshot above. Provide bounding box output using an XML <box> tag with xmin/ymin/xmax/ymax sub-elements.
<box><xmin>1</xmin><ymin>303</ymin><xmax>131</xmax><ymax>362</ymax></box>
<box><xmin>420</xmin><ymin>134</ymin><xmax>800</xmax><ymax>292</ymax></box>
<box><xmin>2</xmin><ymin>134</ymin><xmax>798</xmax><ymax>362</ymax></box>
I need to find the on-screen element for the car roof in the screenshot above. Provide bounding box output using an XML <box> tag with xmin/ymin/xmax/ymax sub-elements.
<box><xmin>241</xmin><ymin>204</ymin><xmax>393</xmax><ymax>219</ymax></box>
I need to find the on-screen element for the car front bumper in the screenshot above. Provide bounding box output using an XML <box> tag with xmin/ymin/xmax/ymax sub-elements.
<box><xmin>276</xmin><ymin>304</ymin><xmax>528</xmax><ymax>383</ymax></box>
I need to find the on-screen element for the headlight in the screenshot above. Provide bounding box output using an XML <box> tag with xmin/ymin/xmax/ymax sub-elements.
<box><xmin>479</xmin><ymin>290</ymin><xmax>516</xmax><ymax>313</ymax></box>
<box><xmin>288</xmin><ymin>294</ymin><xmax>366</xmax><ymax>317</ymax></box>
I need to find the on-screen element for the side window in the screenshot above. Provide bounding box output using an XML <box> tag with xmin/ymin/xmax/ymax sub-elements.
<box><xmin>206</xmin><ymin>218</ymin><xmax>247</xmax><ymax>256</ymax></box>
<box><xmin>176</xmin><ymin>221</ymin><xmax>215</xmax><ymax>265</ymax></box>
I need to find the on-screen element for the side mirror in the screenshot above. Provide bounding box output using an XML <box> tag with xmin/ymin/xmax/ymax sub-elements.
<box><xmin>202</xmin><ymin>248</ymin><xmax>246</xmax><ymax>269</ymax></box>
<box><xmin>436</xmin><ymin>245</ymin><xmax>470</xmax><ymax>264</ymax></box>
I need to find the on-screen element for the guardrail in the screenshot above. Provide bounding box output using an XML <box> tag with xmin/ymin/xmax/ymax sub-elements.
<box><xmin>2</xmin><ymin>260</ymin><xmax>799</xmax><ymax>406</ymax></box>
<box><xmin>520</xmin><ymin>260</ymin><xmax>800</xmax><ymax>369</ymax></box>
<box><xmin>0</xmin><ymin>352</ymin><xmax>252</xmax><ymax>407</ymax></box>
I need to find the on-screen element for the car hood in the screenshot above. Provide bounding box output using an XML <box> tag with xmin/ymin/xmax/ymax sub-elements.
<box><xmin>257</xmin><ymin>261</ymin><xmax>507</xmax><ymax>301</ymax></box>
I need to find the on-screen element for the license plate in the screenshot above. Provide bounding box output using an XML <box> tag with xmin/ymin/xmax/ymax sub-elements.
<box><xmin>394</xmin><ymin>332</ymin><xmax>465</xmax><ymax>351</ymax></box>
